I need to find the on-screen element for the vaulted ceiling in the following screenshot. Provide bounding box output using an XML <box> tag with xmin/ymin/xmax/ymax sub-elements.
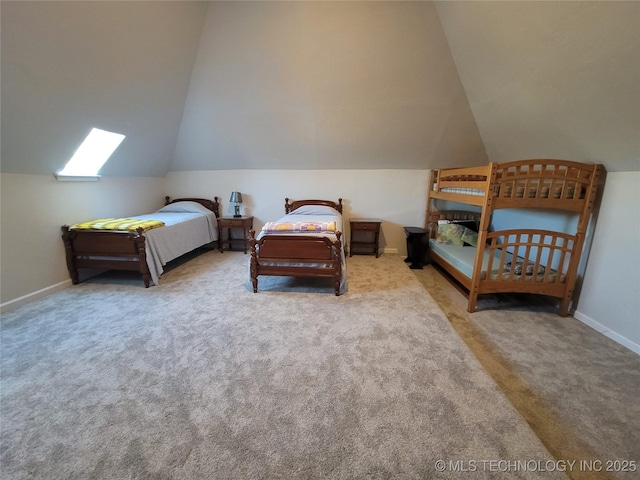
<box><xmin>2</xmin><ymin>1</ymin><xmax>638</xmax><ymax>176</ymax></box>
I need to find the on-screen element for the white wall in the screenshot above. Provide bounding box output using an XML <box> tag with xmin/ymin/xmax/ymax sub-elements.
<box><xmin>435</xmin><ymin>1</ymin><xmax>640</xmax><ymax>172</ymax></box>
<box><xmin>166</xmin><ymin>169</ymin><xmax>429</xmax><ymax>256</ymax></box>
<box><xmin>574</xmin><ymin>172</ymin><xmax>640</xmax><ymax>354</ymax></box>
<box><xmin>172</xmin><ymin>0</ymin><xmax>486</xmax><ymax>171</ymax></box>
<box><xmin>0</xmin><ymin>173</ymin><xmax>166</xmax><ymax>307</ymax></box>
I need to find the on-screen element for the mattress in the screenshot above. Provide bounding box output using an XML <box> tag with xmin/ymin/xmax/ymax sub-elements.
<box><xmin>429</xmin><ymin>240</ymin><xmax>564</xmax><ymax>282</ymax></box>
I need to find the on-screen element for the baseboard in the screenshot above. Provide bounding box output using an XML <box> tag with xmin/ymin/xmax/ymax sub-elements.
<box><xmin>346</xmin><ymin>248</ymin><xmax>399</xmax><ymax>255</ymax></box>
<box><xmin>0</xmin><ymin>279</ymin><xmax>72</xmax><ymax>314</ymax></box>
<box><xmin>573</xmin><ymin>310</ymin><xmax>640</xmax><ymax>355</ymax></box>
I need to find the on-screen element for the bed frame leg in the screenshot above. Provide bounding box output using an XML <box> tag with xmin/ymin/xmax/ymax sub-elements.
<box><xmin>559</xmin><ymin>296</ymin><xmax>571</xmax><ymax>317</ymax></box>
<box><xmin>135</xmin><ymin>230</ymin><xmax>152</xmax><ymax>288</ymax></box>
<box><xmin>61</xmin><ymin>226</ymin><xmax>80</xmax><ymax>284</ymax></box>
<box><xmin>467</xmin><ymin>293</ymin><xmax>478</xmax><ymax>313</ymax></box>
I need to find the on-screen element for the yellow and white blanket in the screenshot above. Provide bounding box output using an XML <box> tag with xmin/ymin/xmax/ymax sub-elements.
<box><xmin>70</xmin><ymin>218</ymin><xmax>165</xmax><ymax>232</ymax></box>
<box><xmin>262</xmin><ymin>221</ymin><xmax>336</xmax><ymax>233</ymax></box>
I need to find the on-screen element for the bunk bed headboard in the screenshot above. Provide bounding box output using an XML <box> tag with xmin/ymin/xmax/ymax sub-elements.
<box><xmin>429</xmin><ymin>160</ymin><xmax>604</xmax><ymax>215</ymax></box>
<box><xmin>490</xmin><ymin>160</ymin><xmax>604</xmax><ymax>213</ymax></box>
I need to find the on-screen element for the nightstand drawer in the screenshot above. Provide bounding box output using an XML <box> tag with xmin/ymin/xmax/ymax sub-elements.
<box><xmin>352</xmin><ymin>222</ymin><xmax>380</xmax><ymax>232</ymax></box>
<box><xmin>220</xmin><ymin>219</ymin><xmax>247</xmax><ymax>228</ymax></box>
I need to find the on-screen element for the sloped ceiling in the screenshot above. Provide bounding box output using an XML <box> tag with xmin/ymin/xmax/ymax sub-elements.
<box><xmin>172</xmin><ymin>0</ymin><xmax>486</xmax><ymax>171</ymax></box>
<box><xmin>435</xmin><ymin>0</ymin><xmax>640</xmax><ymax>172</ymax></box>
<box><xmin>1</xmin><ymin>0</ymin><xmax>208</xmax><ymax>176</ymax></box>
<box><xmin>2</xmin><ymin>1</ymin><xmax>637</xmax><ymax>176</ymax></box>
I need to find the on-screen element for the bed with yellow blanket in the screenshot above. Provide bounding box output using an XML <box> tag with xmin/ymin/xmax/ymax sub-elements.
<box><xmin>61</xmin><ymin>197</ymin><xmax>219</xmax><ymax>287</ymax></box>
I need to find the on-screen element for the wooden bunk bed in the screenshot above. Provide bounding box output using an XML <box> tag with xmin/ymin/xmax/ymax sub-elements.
<box><xmin>61</xmin><ymin>196</ymin><xmax>220</xmax><ymax>288</ymax></box>
<box><xmin>249</xmin><ymin>198</ymin><xmax>345</xmax><ymax>296</ymax></box>
<box><xmin>425</xmin><ymin>159</ymin><xmax>604</xmax><ymax>316</ymax></box>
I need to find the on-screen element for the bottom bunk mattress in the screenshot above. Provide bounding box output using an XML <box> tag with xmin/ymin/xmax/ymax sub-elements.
<box><xmin>428</xmin><ymin>240</ymin><xmax>565</xmax><ymax>283</ymax></box>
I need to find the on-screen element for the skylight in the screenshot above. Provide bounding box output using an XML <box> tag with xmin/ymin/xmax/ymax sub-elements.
<box><xmin>56</xmin><ymin>128</ymin><xmax>125</xmax><ymax>179</ymax></box>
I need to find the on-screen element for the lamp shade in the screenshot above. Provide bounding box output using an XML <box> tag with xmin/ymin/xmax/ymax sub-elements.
<box><xmin>229</xmin><ymin>191</ymin><xmax>243</xmax><ymax>204</ymax></box>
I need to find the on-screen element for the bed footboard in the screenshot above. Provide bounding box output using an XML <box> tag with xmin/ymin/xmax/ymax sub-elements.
<box><xmin>469</xmin><ymin>229</ymin><xmax>579</xmax><ymax>316</ymax></box>
<box><xmin>61</xmin><ymin>226</ymin><xmax>151</xmax><ymax>287</ymax></box>
<box><xmin>249</xmin><ymin>230</ymin><xmax>343</xmax><ymax>295</ymax></box>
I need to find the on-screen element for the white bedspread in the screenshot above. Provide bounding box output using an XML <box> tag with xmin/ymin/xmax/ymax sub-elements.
<box><xmin>132</xmin><ymin>211</ymin><xmax>218</xmax><ymax>285</ymax></box>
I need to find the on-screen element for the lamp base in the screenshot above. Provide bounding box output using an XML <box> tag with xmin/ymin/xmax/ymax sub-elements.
<box><xmin>233</xmin><ymin>205</ymin><xmax>241</xmax><ymax>218</ymax></box>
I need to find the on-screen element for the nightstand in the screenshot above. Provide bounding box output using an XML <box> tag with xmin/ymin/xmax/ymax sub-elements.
<box><xmin>403</xmin><ymin>226</ymin><xmax>428</xmax><ymax>269</ymax></box>
<box><xmin>218</xmin><ymin>216</ymin><xmax>254</xmax><ymax>253</ymax></box>
<box><xmin>349</xmin><ymin>218</ymin><xmax>382</xmax><ymax>257</ymax></box>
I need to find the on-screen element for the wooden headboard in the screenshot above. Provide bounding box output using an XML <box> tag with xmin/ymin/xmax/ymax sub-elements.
<box><xmin>285</xmin><ymin>198</ymin><xmax>343</xmax><ymax>214</ymax></box>
<box><xmin>165</xmin><ymin>196</ymin><xmax>220</xmax><ymax>218</ymax></box>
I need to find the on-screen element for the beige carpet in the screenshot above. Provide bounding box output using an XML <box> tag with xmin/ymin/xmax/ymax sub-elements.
<box><xmin>1</xmin><ymin>251</ymin><xmax>575</xmax><ymax>479</ymax></box>
<box><xmin>412</xmin><ymin>264</ymin><xmax>640</xmax><ymax>480</ymax></box>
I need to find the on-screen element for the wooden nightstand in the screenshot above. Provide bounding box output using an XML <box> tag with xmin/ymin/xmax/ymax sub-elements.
<box><xmin>218</xmin><ymin>216</ymin><xmax>254</xmax><ymax>253</ymax></box>
<box><xmin>349</xmin><ymin>218</ymin><xmax>382</xmax><ymax>257</ymax></box>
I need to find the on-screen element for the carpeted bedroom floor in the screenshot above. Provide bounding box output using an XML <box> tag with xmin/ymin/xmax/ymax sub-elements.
<box><xmin>411</xmin><ymin>263</ymin><xmax>640</xmax><ymax>480</ymax></box>
<box><xmin>1</xmin><ymin>250</ymin><xmax>638</xmax><ymax>479</ymax></box>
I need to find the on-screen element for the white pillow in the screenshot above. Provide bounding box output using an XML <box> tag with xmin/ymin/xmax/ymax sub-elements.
<box><xmin>157</xmin><ymin>201</ymin><xmax>212</xmax><ymax>214</ymax></box>
<box><xmin>293</xmin><ymin>205</ymin><xmax>340</xmax><ymax>216</ymax></box>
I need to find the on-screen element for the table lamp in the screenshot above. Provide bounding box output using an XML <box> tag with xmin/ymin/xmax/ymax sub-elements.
<box><xmin>229</xmin><ymin>191</ymin><xmax>243</xmax><ymax>218</ymax></box>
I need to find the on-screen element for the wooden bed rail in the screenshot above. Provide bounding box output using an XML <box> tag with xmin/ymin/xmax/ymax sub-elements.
<box><xmin>61</xmin><ymin>226</ymin><xmax>152</xmax><ymax>287</ymax></box>
<box><xmin>470</xmin><ymin>229</ymin><xmax>579</xmax><ymax>316</ymax></box>
<box><xmin>490</xmin><ymin>161</ymin><xmax>603</xmax><ymax>212</ymax></box>
<box><xmin>429</xmin><ymin>160</ymin><xmax>603</xmax><ymax>214</ymax></box>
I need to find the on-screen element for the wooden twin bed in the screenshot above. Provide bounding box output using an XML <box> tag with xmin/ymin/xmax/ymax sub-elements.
<box><xmin>426</xmin><ymin>159</ymin><xmax>604</xmax><ymax>316</ymax></box>
<box><xmin>249</xmin><ymin>198</ymin><xmax>345</xmax><ymax>296</ymax></box>
<box><xmin>61</xmin><ymin>196</ymin><xmax>220</xmax><ymax>288</ymax></box>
